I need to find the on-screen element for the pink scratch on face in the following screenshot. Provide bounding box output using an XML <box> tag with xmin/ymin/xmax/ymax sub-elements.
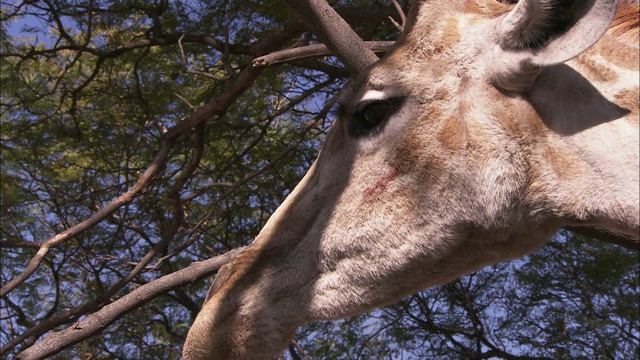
<box><xmin>363</xmin><ymin>169</ymin><xmax>398</xmax><ymax>199</ymax></box>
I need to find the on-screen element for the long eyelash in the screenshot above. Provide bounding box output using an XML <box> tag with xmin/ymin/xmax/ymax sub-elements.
<box><xmin>329</xmin><ymin>102</ymin><xmax>346</xmax><ymax>118</ymax></box>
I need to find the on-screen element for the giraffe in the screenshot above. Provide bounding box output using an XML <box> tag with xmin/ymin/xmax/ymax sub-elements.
<box><xmin>183</xmin><ymin>0</ymin><xmax>639</xmax><ymax>358</ymax></box>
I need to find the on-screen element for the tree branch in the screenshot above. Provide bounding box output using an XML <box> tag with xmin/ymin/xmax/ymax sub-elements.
<box><xmin>281</xmin><ymin>0</ymin><xmax>379</xmax><ymax>74</ymax></box>
<box><xmin>15</xmin><ymin>247</ymin><xmax>246</xmax><ymax>360</ymax></box>
<box><xmin>0</xmin><ymin>139</ymin><xmax>173</xmax><ymax>299</ymax></box>
<box><xmin>0</xmin><ymin>60</ymin><xmax>264</xmax><ymax>300</ymax></box>
<box><xmin>564</xmin><ymin>226</ymin><xmax>639</xmax><ymax>252</ymax></box>
<box><xmin>5</xmin><ymin>5</ymin><xmax>325</xmax><ymax>299</ymax></box>
<box><xmin>253</xmin><ymin>40</ymin><xmax>394</xmax><ymax>68</ymax></box>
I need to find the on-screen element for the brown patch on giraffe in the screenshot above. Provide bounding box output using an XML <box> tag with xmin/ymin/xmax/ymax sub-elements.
<box><xmin>489</xmin><ymin>89</ymin><xmax>549</xmax><ymax>143</ymax></box>
<box><xmin>614</xmin><ymin>87</ymin><xmax>640</xmax><ymax>122</ymax></box>
<box><xmin>574</xmin><ymin>53</ymin><xmax>619</xmax><ymax>83</ymax></box>
<box><xmin>493</xmin><ymin>102</ymin><xmax>523</xmax><ymax>139</ymax></box>
<box><xmin>458</xmin><ymin>99</ymin><xmax>474</xmax><ymax>118</ymax></box>
<box><xmin>437</xmin><ymin>115</ymin><xmax>466</xmax><ymax>151</ymax></box>
<box><xmin>433</xmin><ymin>87</ymin><xmax>450</xmax><ymax>102</ymax></box>
<box><xmin>394</xmin><ymin>107</ymin><xmax>447</xmax><ymax>177</ymax></box>
<box><xmin>421</xmin><ymin>59</ymin><xmax>451</xmax><ymax>80</ymax></box>
<box><xmin>520</xmin><ymin>106</ymin><xmax>551</xmax><ymax>139</ymax></box>
<box><xmin>463</xmin><ymin>0</ymin><xmax>512</xmax><ymax>17</ymax></box>
<box><xmin>437</xmin><ymin>17</ymin><xmax>460</xmax><ymax>50</ymax></box>
<box><xmin>596</xmin><ymin>37</ymin><xmax>639</xmax><ymax>71</ymax></box>
<box><xmin>544</xmin><ymin>144</ymin><xmax>587</xmax><ymax>180</ymax></box>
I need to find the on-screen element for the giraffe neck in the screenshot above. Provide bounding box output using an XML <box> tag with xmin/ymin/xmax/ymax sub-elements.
<box><xmin>527</xmin><ymin>40</ymin><xmax>639</xmax><ymax>237</ymax></box>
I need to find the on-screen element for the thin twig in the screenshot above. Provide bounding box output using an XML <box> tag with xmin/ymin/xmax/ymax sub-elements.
<box><xmin>389</xmin><ymin>0</ymin><xmax>406</xmax><ymax>32</ymax></box>
<box><xmin>178</xmin><ymin>33</ymin><xmax>230</xmax><ymax>81</ymax></box>
<box><xmin>253</xmin><ymin>41</ymin><xmax>394</xmax><ymax>68</ymax></box>
<box><xmin>174</xmin><ymin>92</ymin><xmax>196</xmax><ymax>109</ymax></box>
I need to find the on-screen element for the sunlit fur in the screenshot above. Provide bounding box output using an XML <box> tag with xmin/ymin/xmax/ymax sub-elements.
<box><xmin>183</xmin><ymin>1</ymin><xmax>639</xmax><ymax>358</ymax></box>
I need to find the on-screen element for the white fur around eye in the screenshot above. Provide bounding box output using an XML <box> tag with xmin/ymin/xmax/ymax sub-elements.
<box><xmin>358</xmin><ymin>89</ymin><xmax>388</xmax><ymax>103</ymax></box>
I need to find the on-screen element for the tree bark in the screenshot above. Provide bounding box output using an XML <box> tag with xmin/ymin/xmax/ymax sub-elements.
<box><xmin>253</xmin><ymin>41</ymin><xmax>394</xmax><ymax>68</ymax></box>
<box><xmin>281</xmin><ymin>0</ymin><xmax>380</xmax><ymax>74</ymax></box>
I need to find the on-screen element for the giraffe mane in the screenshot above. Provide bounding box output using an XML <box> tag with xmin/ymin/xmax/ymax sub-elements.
<box><xmin>608</xmin><ymin>2</ymin><xmax>639</xmax><ymax>45</ymax></box>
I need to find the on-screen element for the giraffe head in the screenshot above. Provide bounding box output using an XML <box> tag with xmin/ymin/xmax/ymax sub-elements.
<box><xmin>184</xmin><ymin>0</ymin><xmax>638</xmax><ymax>358</ymax></box>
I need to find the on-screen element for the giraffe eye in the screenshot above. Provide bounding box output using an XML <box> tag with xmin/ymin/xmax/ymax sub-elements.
<box><xmin>349</xmin><ymin>97</ymin><xmax>404</xmax><ymax>137</ymax></box>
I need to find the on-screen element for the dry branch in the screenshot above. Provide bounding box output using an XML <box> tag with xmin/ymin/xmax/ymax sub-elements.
<box><xmin>389</xmin><ymin>0</ymin><xmax>407</xmax><ymax>31</ymax></box>
<box><xmin>15</xmin><ymin>247</ymin><xmax>247</xmax><ymax>360</ymax></box>
<box><xmin>282</xmin><ymin>0</ymin><xmax>380</xmax><ymax>74</ymax></box>
<box><xmin>564</xmin><ymin>226</ymin><xmax>640</xmax><ymax>252</ymax></box>
<box><xmin>253</xmin><ymin>41</ymin><xmax>395</xmax><ymax>68</ymax></box>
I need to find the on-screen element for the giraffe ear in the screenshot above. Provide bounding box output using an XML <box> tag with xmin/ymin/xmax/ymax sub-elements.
<box><xmin>499</xmin><ymin>0</ymin><xmax>619</xmax><ymax>65</ymax></box>
<box><xmin>492</xmin><ymin>0</ymin><xmax>619</xmax><ymax>91</ymax></box>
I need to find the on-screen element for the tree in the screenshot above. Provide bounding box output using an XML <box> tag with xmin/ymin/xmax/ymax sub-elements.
<box><xmin>1</xmin><ymin>1</ymin><xmax>637</xmax><ymax>359</ymax></box>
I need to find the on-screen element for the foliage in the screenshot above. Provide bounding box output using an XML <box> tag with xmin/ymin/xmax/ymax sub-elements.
<box><xmin>0</xmin><ymin>1</ymin><xmax>637</xmax><ymax>359</ymax></box>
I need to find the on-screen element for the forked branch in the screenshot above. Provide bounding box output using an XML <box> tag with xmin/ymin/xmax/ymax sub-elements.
<box><xmin>14</xmin><ymin>247</ymin><xmax>247</xmax><ymax>360</ymax></box>
<box><xmin>1</xmin><ymin>20</ymin><xmax>302</xmax><ymax>298</ymax></box>
<box><xmin>281</xmin><ymin>0</ymin><xmax>380</xmax><ymax>74</ymax></box>
<box><xmin>388</xmin><ymin>0</ymin><xmax>407</xmax><ymax>32</ymax></box>
<box><xmin>0</xmin><ymin>139</ymin><xmax>172</xmax><ymax>299</ymax></box>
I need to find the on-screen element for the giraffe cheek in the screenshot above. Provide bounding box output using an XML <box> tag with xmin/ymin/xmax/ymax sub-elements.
<box><xmin>436</xmin><ymin>116</ymin><xmax>467</xmax><ymax>151</ymax></box>
<box><xmin>362</xmin><ymin>170</ymin><xmax>398</xmax><ymax>200</ymax></box>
